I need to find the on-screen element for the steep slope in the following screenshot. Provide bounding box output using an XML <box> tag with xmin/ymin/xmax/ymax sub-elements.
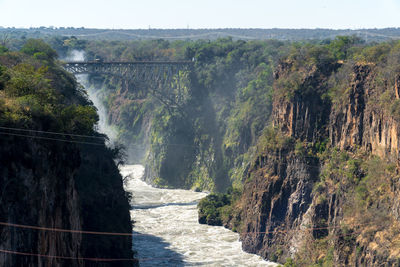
<box><xmin>236</xmin><ymin>44</ymin><xmax>400</xmax><ymax>266</ymax></box>
<box><xmin>0</xmin><ymin>41</ymin><xmax>135</xmax><ymax>266</ymax></box>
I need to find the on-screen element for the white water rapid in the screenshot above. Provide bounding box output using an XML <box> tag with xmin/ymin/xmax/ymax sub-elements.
<box><xmin>121</xmin><ymin>165</ymin><xmax>277</xmax><ymax>267</ymax></box>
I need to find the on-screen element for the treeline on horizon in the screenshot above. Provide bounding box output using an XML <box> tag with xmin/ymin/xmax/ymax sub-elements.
<box><xmin>2</xmin><ymin>26</ymin><xmax>400</xmax><ymax>42</ymax></box>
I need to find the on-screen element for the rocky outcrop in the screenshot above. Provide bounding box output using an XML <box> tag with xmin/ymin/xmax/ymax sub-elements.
<box><xmin>330</xmin><ymin>64</ymin><xmax>400</xmax><ymax>162</ymax></box>
<box><xmin>240</xmin><ymin>150</ymin><xmax>319</xmax><ymax>261</ymax></box>
<box><xmin>272</xmin><ymin>62</ymin><xmax>332</xmax><ymax>142</ymax></box>
<box><xmin>237</xmin><ymin>62</ymin><xmax>400</xmax><ymax>266</ymax></box>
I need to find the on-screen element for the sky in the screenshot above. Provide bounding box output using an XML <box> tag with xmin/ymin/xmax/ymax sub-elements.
<box><xmin>0</xmin><ymin>0</ymin><xmax>399</xmax><ymax>29</ymax></box>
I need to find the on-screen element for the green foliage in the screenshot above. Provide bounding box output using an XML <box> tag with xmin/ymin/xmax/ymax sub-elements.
<box><xmin>224</xmin><ymin>62</ymin><xmax>274</xmax><ymax>152</ymax></box>
<box><xmin>60</xmin><ymin>105</ymin><xmax>99</xmax><ymax>134</ymax></box>
<box><xmin>86</xmin><ymin>38</ymin><xmax>285</xmax><ymax>191</ymax></box>
<box><xmin>294</xmin><ymin>141</ymin><xmax>307</xmax><ymax>157</ymax></box>
<box><xmin>328</xmin><ymin>35</ymin><xmax>364</xmax><ymax>60</ymax></box>
<box><xmin>198</xmin><ymin>193</ymin><xmax>229</xmax><ymax>225</ymax></box>
<box><xmin>325</xmin><ymin>62</ymin><xmax>355</xmax><ymax>104</ymax></box>
<box><xmin>283</xmin><ymin>258</ymin><xmax>297</xmax><ymax>267</ymax></box>
<box><xmin>20</xmin><ymin>39</ymin><xmax>57</xmax><ymax>61</ymax></box>
<box><xmin>389</xmin><ymin>99</ymin><xmax>400</xmax><ymax>121</ymax></box>
<box><xmin>257</xmin><ymin>127</ymin><xmax>293</xmax><ymax>153</ymax></box>
<box><xmin>198</xmin><ymin>186</ymin><xmax>242</xmax><ymax>226</ymax></box>
<box><xmin>353</xmin><ymin>43</ymin><xmax>391</xmax><ymax>63</ymax></box>
<box><xmin>5</xmin><ymin>64</ymin><xmax>51</xmax><ymax>97</ymax></box>
<box><xmin>0</xmin><ymin>65</ymin><xmax>8</xmax><ymax>90</ymax></box>
<box><xmin>0</xmin><ymin>45</ymin><xmax>99</xmax><ymax>137</ymax></box>
<box><xmin>312</xmin><ymin>148</ymin><xmax>396</xmax><ymax>265</ymax></box>
<box><xmin>62</xmin><ymin>36</ymin><xmax>87</xmax><ymax>50</ymax></box>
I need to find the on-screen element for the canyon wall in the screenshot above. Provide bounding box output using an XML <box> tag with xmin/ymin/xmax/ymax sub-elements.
<box><xmin>237</xmin><ymin>59</ymin><xmax>400</xmax><ymax>266</ymax></box>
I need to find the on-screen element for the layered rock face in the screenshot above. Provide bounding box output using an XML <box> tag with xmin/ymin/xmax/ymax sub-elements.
<box><xmin>0</xmin><ymin>140</ymin><xmax>83</xmax><ymax>267</ymax></box>
<box><xmin>330</xmin><ymin>64</ymin><xmax>400</xmax><ymax>161</ymax></box>
<box><xmin>238</xmin><ymin>62</ymin><xmax>400</xmax><ymax>266</ymax></box>
<box><xmin>0</xmin><ymin>137</ymin><xmax>135</xmax><ymax>267</ymax></box>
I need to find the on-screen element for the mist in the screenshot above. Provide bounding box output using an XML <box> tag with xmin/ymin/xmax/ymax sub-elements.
<box><xmin>65</xmin><ymin>50</ymin><xmax>118</xmax><ymax>144</ymax></box>
<box><xmin>64</xmin><ymin>50</ymin><xmax>85</xmax><ymax>62</ymax></box>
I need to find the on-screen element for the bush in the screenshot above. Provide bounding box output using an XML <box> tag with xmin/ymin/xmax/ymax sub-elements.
<box><xmin>198</xmin><ymin>187</ymin><xmax>242</xmax><ymax>226</ymax></box>
<box><xmin>257</xmin><ymin>127</ymin><xmax>293</xmax><ymax>153</ymax></box>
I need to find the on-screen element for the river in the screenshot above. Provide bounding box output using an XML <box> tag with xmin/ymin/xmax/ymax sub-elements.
<box><xmin>121</xmin><ymin>165</ymin><xmax>277</xmax><ymax>267</ymax></box>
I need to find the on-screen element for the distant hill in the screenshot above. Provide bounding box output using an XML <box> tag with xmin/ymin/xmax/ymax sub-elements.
<box><xmin>1</xmin><ymin>27</ymin><xmax>400</xmax><ymax>42</ymax></box>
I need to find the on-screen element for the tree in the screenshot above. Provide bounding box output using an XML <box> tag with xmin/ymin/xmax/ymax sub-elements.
<box><xmin>20</xmin><ymin>39</ymin><xmax>58</xmax><ymax>61</ymax></box>
<box><xmin>329</xmin><ymin>35</ymin><xmax>364</xmax><ymax>60</ymax></box>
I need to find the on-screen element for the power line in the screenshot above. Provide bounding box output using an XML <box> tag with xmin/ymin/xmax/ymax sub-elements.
<box><xmin>0</xmin><ymin>131</ymin><xmax>104</xmax><ymax>146</ymax></box>
<box><xmin>0</xmin><ymin>228</ymin><xmax>368</xmax><ymax>262</ymax></box>
<box><xmin>0</xmin><ymin>220</ymin><xmax>370</xmax><ymax>237</ymax></box>
<box><xmin>0</xmin><ymin>222</ymin><xmax>146</xmax><ymax>237</ymax></box>
<box><xmin>0</xmin><ymin>130</ymin><xmax>199</xmax><ymax>148</ymax></box>
<box><xmin>241</xmin><ymin>222</ymin><xmax>370</xmax><ymax>236</ymax></box>
<box><xmin>0</xmin><ymin>248</ymin><xmax>138</xmax><ymax>262</ymax></box>
<box><xmin>0</xmin><ymin>126</ymin><xmax>106</xmax><ymax>139</ymax></box>
<box><xmin>0</xmin><ymin>248</ymin><xmax>182</xmax><ymax>262</ymax></box>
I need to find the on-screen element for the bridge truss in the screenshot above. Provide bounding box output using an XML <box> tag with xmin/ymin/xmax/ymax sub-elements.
<box><xmin>62</xmin><ymin>61</ymin><xmax>194</xmax><ymax>110</ymax></box>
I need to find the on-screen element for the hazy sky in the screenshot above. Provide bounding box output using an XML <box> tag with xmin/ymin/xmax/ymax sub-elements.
<box><xmin>0</xmin><ymin>0</ymin><xmax>399</xmax><ymax>29</ymax></box>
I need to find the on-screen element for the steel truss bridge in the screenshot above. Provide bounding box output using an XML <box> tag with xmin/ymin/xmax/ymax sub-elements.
<box><xmin>63</xmin><ymin>61</ymin><xmax>193</xmax><ymax>79</ymax></box>
<box><xmin>62</xmin><ymin>61</ymin><xmax>194</xmax><ymax>109</ymax></box>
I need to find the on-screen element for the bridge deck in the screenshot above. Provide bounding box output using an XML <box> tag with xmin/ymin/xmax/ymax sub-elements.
<box><xmin>63</xmin><ymin>61</ymin><xmax>194</xmax><ymax>65</ymax></box>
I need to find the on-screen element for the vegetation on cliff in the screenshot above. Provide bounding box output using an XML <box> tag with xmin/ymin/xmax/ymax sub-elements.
<box><xmin>192</xmin><ymin>37</ymin><xmax>400</xmax><ymax>266</ymax></box>
<box><xmin>0</xmin><ymin>40</ymin><xmax>135</xmax><ymax>266</ymax></box>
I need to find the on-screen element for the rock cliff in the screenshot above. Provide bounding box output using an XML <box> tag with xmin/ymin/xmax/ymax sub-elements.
<box><xmin>0</xmin><ymin>43</ymin><xmax>135</xmax><ymax>267</ymax></box>
<box><xmin>237</xmin><ymin>59</ymin><xmax>400</xmax><ymax>266</ymax></box>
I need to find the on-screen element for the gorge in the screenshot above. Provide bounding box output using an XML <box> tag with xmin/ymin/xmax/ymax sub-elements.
<box><xmin>2</xmin><ymin>34</ymin><xmax>400</xmax><ymax>266</ymax></box>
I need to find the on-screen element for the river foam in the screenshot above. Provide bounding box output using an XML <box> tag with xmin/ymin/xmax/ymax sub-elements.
<box><xmin>121</xmin><ymin>165</ymin><xmax>277</xmax><ymax>267</ymax></box>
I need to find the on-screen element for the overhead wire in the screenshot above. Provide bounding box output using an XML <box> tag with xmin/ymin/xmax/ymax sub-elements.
<box><xmin>0</xmin><ymin>248</ymin><xmax>138</xmax><ymax>262</ymax></box>
<box><xmin>0</xmin><ymin>126</ymin><xmax>348</xmax><ymax>154</ymax></box>
<box><xmin>0</xmin><ymin>220</ymin><xmax>372</xmax><ymax>237</ymax></box>
<box><xmin>0</xmin><ymin>131</ymin><xmax>105</xmax><ymax>146</ymax></box>
<box><xmin>0</xmin><ymin>128</ymin><xmax>200</xmax><ymax>148</ymax></box>
<box><xmin>0</xmin><ymin>248</ymin><xmax>184</xmax><ymax>262</ymax></box>
<box><xmin>0</xmin><ymin>221</ymin><xmax>147</xmax><ymax>237</ymax></box>
<box><xmin>0</xmin><ymin>221</ymin><xmax>370</xmax><ymax>262</ymax></box>
<box><xmin>0</xmin><ymin>126</ymin><xmax>374</xmax><ymax>262</ymax></box>
<box><xmin>0</xmin><ymin>126</ymin><xmax>106</xmax><ymax>139</ymax></box>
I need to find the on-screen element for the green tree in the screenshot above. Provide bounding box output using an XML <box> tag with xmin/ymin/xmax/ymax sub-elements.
<box><xmin>5</xmin><ymin>64</ymin><xmax>50</xmax><ymax>97</ymax></box>
<box><xmin>329</xmin><ymin>35</ymin><xmax>363</xmax><ymax>60</ymax></box>
<box><xmin>61</xmin><ymin>105</ymin><xmax>99</xmax><ymax>134</ymax></box>
<box><xmin>21</xmin><ymin>39</ymin><xmax>58</xmax><ymax>61</ymax></box>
